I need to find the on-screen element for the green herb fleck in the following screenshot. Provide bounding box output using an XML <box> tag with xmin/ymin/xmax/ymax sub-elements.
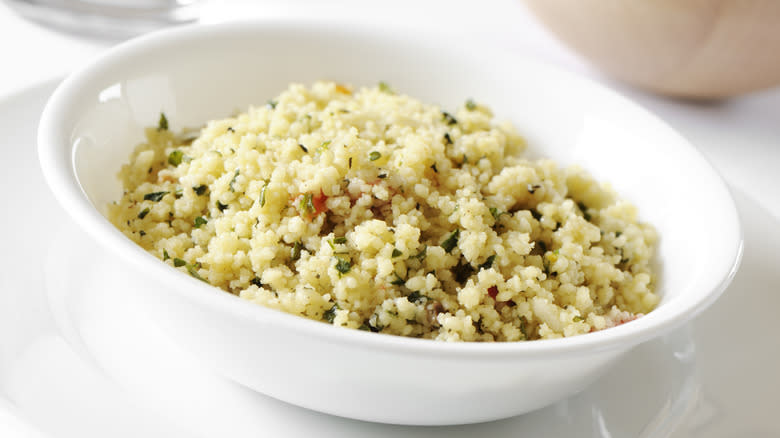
<box><xmin>334</xmin><ymin>257</ymin><xmax>351</xmax><ymax>274</ymax></box>
<box><xmin>323</xmin><ymin>304</ymin><xmax>339</xmax><ymax>323</ymax></box>
<box><xmin>334</xmin><ymin>236</ymin><xmax>347</xmax><ymax>244</ymax></box>
<box><xmin>465</xmin><ymin>99</ymin><xmax>477</xmax><ymax>111</ymax></box>
<box><xmin>300</xmin><ymin>193</ymin><xmax>315</xmax><ymax>215</ymax></box>
<box><xmin>573</xmin><ymin>315</ymin><xmax>584</xmax><ymax>322</ymax></box>
<box><xmin>531</xmin><ymin>209</ymin><xmax>542</xmax><ymax>221</ymax></box>
<box><xmin>442</xmin><ymin>111</ymin><xmax>458</xmax><ymax>125</ymax></box>
<box><xmin>266</xmin><ymin>100</ymin><xmax>277</xmax><ymax>110</ymax></box>
<box><xmin>173</xmin><ymin>258</ymin><xmax>187</xmax><ymax>267</ymax></box>
<box><xmin>158</xmin><ymin>112</ymin><xmax>168</xmax><ymax>131</ymax></box>
<box><xmin>378</xmin><ymin>173</ymin><xmax>387</xmax><ymax>179</ymax></box>
<box><xmin>163</xmin><ymin>249</ymin><xmax>170</xmax><ymax>260</ymax></box>
<box><xmin>489</xmin><ymin>207</ymin><xmax>505</xmax><ymax>221</ymax></box>
<box><xmin>443</xmin><ymin>132</ymin><xmax>453</xmax><ymax>145</ymax></box>
<box><xmin>298</xmin><ymin>143</ymin><xmax>308</xmax><ymax>153</ymax></box>
<box><xmin>453</xmin><ymin>258</ymin><xmax>474</xmax><ymax>284</ymax></box>
<box><xmin>259</xmin><ymin>183</ymin><xmax>268</xmax><ymax>207</ymax></box>
<box><xmin>390</xmin><ymin>273</ymin><xmax>405</xmax><ymax>286</ymax></box>
<box><xmin>369</xmin><ymin>151</ymin><xmax>381</xmax><ymax>161</ymax></box>
<box><xmin>479</xmin><ymin>254</ymin><xmax>496</xmax><ymax>270</ymax></box>
<box><xmin>615</xmin><ymin>231</ymin><xmax>623</xmax><ymax>238</ymax></box>
<box><xmin>320</xmin><ymin>140</ymin><xmax>331</xmax><ymax>149</ymax></box>
<box><xmin>250</xmin><ymin>277</ymin><xmax>263</xmax><ymax>287</ymax></box>
<box><xmin>291</xmin><ymin>241</ymin><xmax>302</xmax><ymax>261</ymax></box>
<box><xmin>216</xmin><ymin>201</ymin><xmax>228</xmax><ymax>212</ymax></box>
<box><xmin>441</xmin><ymin>229</ymin><xmax>460</xmax><ymax>253</ymax></box>
<box><xmin>577</xmin><ymin>202</ymin><xmax>592</xmax><ymax>221</ymax></box>
<box><xmin>229</xmin><ymin>169</ymin><xmax>240</xmax><ymax>192</ymax></box>
<box><xmin>348</xmin><ymin>157</ymin><xmax>353</xmax><ymax>169</ymax></box>
<box><xmin>527</xmin><ymin>183</ymin><xmax>541</xmax><ymax>194</ymax></box>
<box><xmin>138</xmin><ymin>207</ymin><xmax>150</xmax><ymax>219</ymax></box>
<box><xmin>391</xmin><ymin>248</ymin><xmax>403</xmax><ymax>258</ymax></box>
<box><xmin>193</xmin><ymin>184</ymin><xmax>208</xmax><ymax>196</ymax></box>
<box><xmin>187</xmin><ymin>264</ymin><xmax>207</xmax><ymax>282</ymax></box>
<box><xmin>407</xmin><ymin>291</ymin><xmax>426</xmax><ymax>303</ymax></box>
<box><xmin>378</xmin><ymin>81</ymin><xmax>394</xmax><ymax>94</ymax></box>
<box><xmin>143</xmin><ymin>191</ymin><xmax>168</xmax><ymax>202</ymax></box>
<box><xmin>414</xmin><ymin>245</ymin><xmax>427</xmax><ymax>261</ymax></box>
<box><xmin>168</xmin><ymin>150</ymin><xmax>183</xmax><ymax>166</ymax></box>
<box><xmin>194</xmin><ymin>216</ymin><xmax>207</xmax><ymax>228</ymax></box>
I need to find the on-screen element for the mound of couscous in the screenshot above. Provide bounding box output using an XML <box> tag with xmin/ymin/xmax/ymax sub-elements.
<box><xmin>108</xmin><ymin>81</ymin><xmax>659</xmax><ymax>342</ymax></box>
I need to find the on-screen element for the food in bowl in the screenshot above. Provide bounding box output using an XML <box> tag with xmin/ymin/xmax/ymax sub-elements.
<box><xmin>108</xmin><ymin>81</ymin><xmax>658</xmax><ymax>342</ymax></box>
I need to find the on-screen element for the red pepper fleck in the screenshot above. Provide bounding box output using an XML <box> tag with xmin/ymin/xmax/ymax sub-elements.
<box><xmin>313</xmin><ymin>191</ymin><xmax>328</xmax><ymax>215</ymax></box>
<box><xmin>488</xmin><ymin>286</ymin><xmax>499</xmax><ymax>300</ymax></box>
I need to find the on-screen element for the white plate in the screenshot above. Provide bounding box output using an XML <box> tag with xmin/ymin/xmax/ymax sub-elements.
<box><xmin>2</xmin><ymin>81</ymin><xmax>779</xmax><ymax>437</ymax></box>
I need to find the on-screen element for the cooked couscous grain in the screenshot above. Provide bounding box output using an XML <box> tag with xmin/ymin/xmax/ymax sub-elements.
<box><xmin>108</xmin><ymin>81</ymin><xmax>659</xmax><ymax>342</ymax></box>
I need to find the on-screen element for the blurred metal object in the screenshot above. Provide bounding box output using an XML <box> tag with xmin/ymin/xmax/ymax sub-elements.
<box><xmin>523</xmin><ymin>0</ymin><xmax>780</xmax><ymax>99</ymax></box>
<box><xmin>4</xmin><ymin>0</ymin><xmax>200</xmax><ymax>39</ymax></box>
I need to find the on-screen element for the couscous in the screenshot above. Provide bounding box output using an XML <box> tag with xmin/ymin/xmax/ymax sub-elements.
<box><xmin>108</xmin><ymin>81</ymin><xmax>659</xmax><ymax>342</ymax></box>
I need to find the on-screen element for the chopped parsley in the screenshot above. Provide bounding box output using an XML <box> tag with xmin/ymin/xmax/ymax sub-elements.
<box><xmin>173</xmin><ymin>258</ymin><xmax>187</xmax><ymax>267</ymax></box>
<box><xmin>259</xmin><ymin>183</ymin><xmax>268</xmax><ymax>207</ymax></box>
<box><xmin>369</xmin><ymin>151</ymin><xmax>381</xmax><ymax>161</ymax></box>
<box><xmin>193</xmin><ymin>216</ymin><xmax>207</xmax><ymax>228</ymax></box>
<box><xmin>378</xmin><ymin>173</ymin><xmax>387</xmax><ymax>179</ymax></box>
<box><xmin>414</xmin><ymin>245</ymin><xmax>427</xmax><ymax>261</ymax></box>
<box><xmin>298</xmin><ymin>143</ymin><xmax>308</xmax><ymax>153</ymax></box>
<box><xmin>299</xmin><ymin>193</ymin><xmax>315</xmax><ymax>215</ymax></box>
<box><xmin>390</xmin><ymin>273</ymin><xmax>405</xmax><ymax>285</ymax></box>
<box><xmin>228</xmin><ymin>169</ymin><xmax>240</xmax><ymax>192</ymax></box>
<box><xmin>168</xmin><ymin>150</ymin><xmax>183</xmax><ymax>166</ymax></box>
<box><xmin>158</xmin><ymin>112</ymin><xmax>168</xmax><ymax>130</ymax></box>
<box><xmin>333</xmin><ymin>236</ymin><xmax>347</xmax><ymax>244</ymax></box>
<box><xmin>216</xmin><ymin>201</ymin><xmax>228</xmax><ymax>212</ymax></box>
<box><xmin>162</xmin><ymin>249</ymin><xmax>170</xmax><ymax>260</ymax></box>
<box><xmin>489</xmin><ymin>207</ymin><xmax>506</xmax><ymax>221</ymax></box>
<box><xmin>193</xmin><ymin>184</ymin><xmax>208</xmax><ymax>196</ymax></box>
<box><xmin>378</xmin><ymin>81</ymin><xmax>394</xmax><ymax>94</ymax></box>
<box><xmin>479</xmin><ymin>254</ymin><xmax>496</xmax><ymax>270</ymax></box>
<box><xmin>442</xmin><ymin>111</ymin><xmax>458</xmax><ymax>125</ymax></box>
<box><xmin>441</xmin><ymin>229</ymin><xmax>460</xmax><ymax>253</ymax></box>
<box><xmin>465</xmin><ymin>99</ymin><xmax>477</xmax><ymax>111</ymax></box>
<box><xmin>291</xmin><ymin>241</ymin><xmax>302</xmax><ymax>261</ymax></box>
<box><xmin>323</xmin><ymin>304</ymin><xmax>339</xmax><ymax>323</ymax></box>
<box><xmin>527</xmin><ymin>183</ymin><xmax>541</xmax><ymax>194</ymax></box>
<box><xmin>443</xmin><ymin>132</ymin><xmax>453</xmax><ymax>145</ymax></box>
<box><xmin>334</xmin><ymin>257</ymin><xmax>351</xmax><ymax>274</ymax></box>
<box><xmin>250</xmin><ymin>277</ymin><xmax>263</xmax><ymax>287</ymax></box>
<box><xmin>266</xmin><ymin>100</ymin><xmax>277</xmax><ymax>110</ymax></box>
<box><xmin>391</xmin><ymin>248</ymin><xmax>403</xmax><ymax>258</ymax></box>
<box><xmin>430</xmin><ymin>163</ymin><xmax>438</xmax><ymax>173</ymax></box>
<box><xmin>143</xmin><ymin>191</ymin><xmax>168</xmax><ymax>202</ymax></box>
<box><xmin>187</xmin><ymin>264</ymin><xmax>207</xmax><ymax>282</ymax></box>
<box><xmin>453</xmin><ymin>259</ymin><xmax>474</xmax><ymax>284</ymax></box>
<box><xmin>137</xmin><ymin>207</ymin><xmax>150</xmax><ymax>219</ymax></box>
<box><xmin>407</xmin><ymin>291</ymin><xmax>425</xmax><ymax>303</ymax></box>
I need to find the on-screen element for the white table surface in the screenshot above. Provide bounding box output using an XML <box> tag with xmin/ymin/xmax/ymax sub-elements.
<box><xmin>1</xmin><ymin>1</ymin><xmax>778</xmax><ymax>437</ymax></box>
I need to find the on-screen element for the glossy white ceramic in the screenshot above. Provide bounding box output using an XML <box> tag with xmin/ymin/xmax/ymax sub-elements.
<box><xmin>37</xmin><ymin>21</ymin><xmax>742</xmax><ymax>425</ymax></box>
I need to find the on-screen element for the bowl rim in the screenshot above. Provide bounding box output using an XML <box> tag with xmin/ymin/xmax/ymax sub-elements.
<box><xmin>37</xmin><ymin>19</ymin><xmax>744</xmax><ymax>359</ymax></box>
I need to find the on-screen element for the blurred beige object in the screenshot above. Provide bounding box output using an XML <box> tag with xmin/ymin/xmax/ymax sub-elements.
<box><xmin>523</xmin><ymin>0</ymin><xmax>780</xmax><ymax>99</ymax></box>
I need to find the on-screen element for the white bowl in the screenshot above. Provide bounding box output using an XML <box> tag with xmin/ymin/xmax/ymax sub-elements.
<box><xmin>37</xmin><ymin>21</ymin><xmax>742</xmax><ymax>425</ymax></box>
